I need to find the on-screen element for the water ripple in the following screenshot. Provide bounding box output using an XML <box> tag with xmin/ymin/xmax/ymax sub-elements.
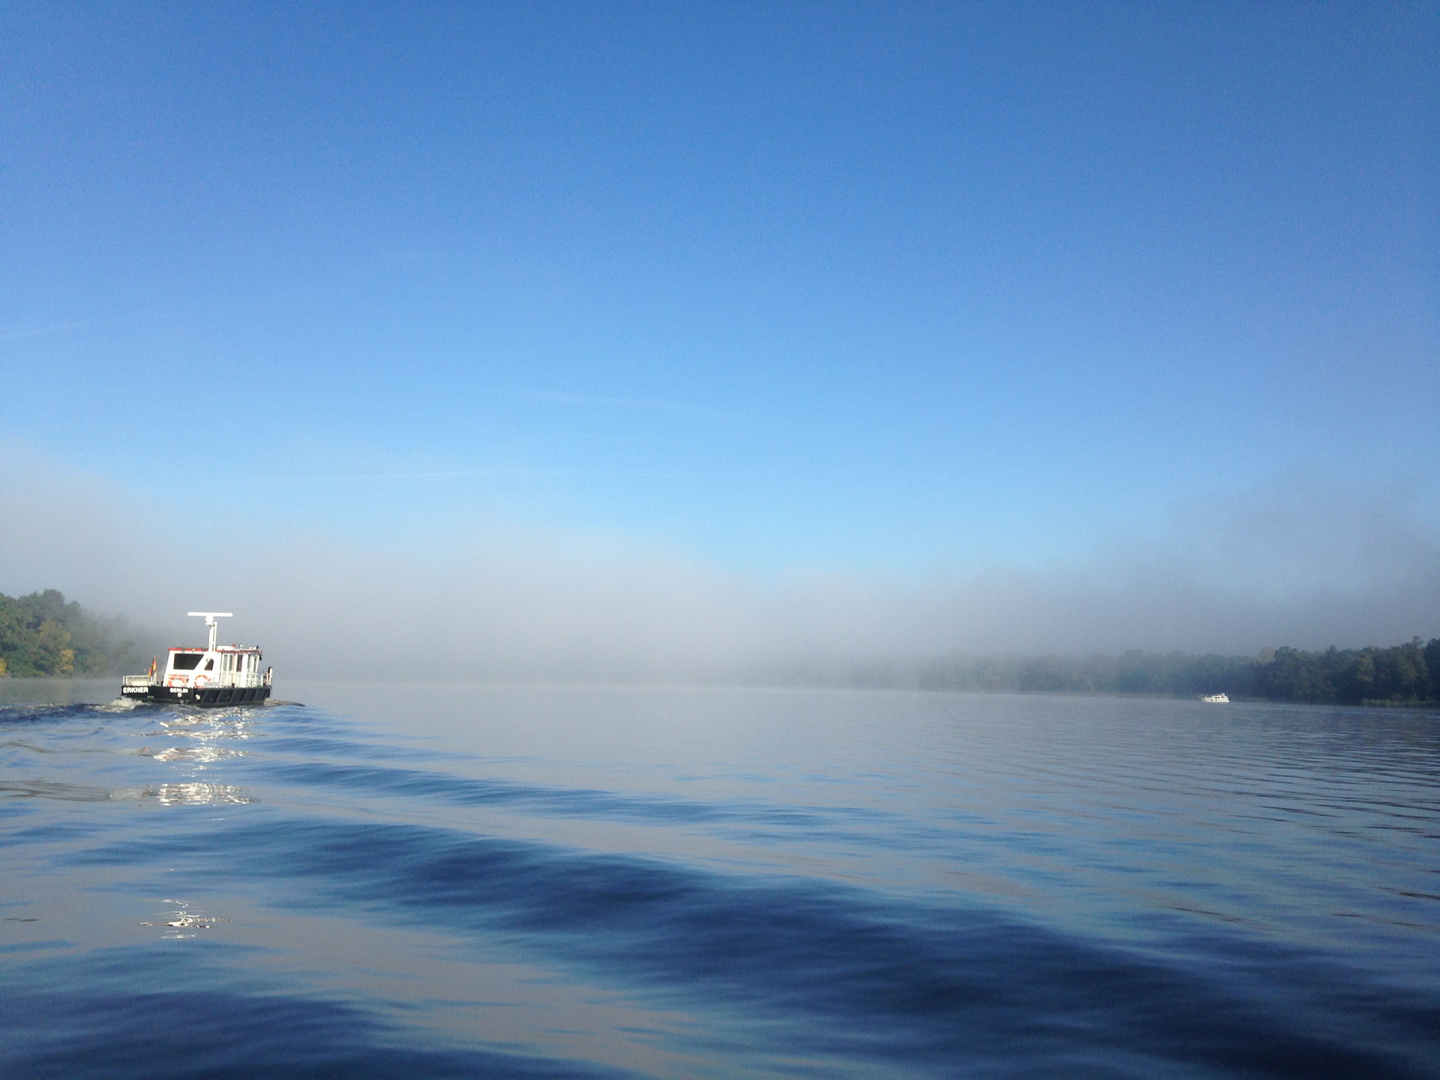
<box><xmin>1</xmin><ymin>687</ymin><xmax>1436</xmax><ymax>1079</ymax></box>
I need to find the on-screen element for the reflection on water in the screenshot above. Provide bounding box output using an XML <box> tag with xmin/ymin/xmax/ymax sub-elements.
<box><xmin>1</xmin><ymin>702</ymin><xmax>260</xmax><ymax>805</ymax></box>
<box><xmin>135</xmin><ymin>709</ymin><xmax>258</xmax><ymax>768</ymax></box>
<box><xmin>0</xmin><ymin>779</ymin><xmax>255</xmax><ymax>804</ymax></box>
<box><xmin>150</xmin><ymin>781</ymin><xmax>256</xmax><ymax>806</ymax></box>
<box><xmin>0</xmin><ymin>687</ymin><xmax>1436</xmax><ymax>1080</ymax></box>
<box><xmin>144</xmin><ymin>711</ymin><xmax>261</xmax><ymax>743</ymax></box>
<box><xmin>141</xmin><ymin>899</ymin><xmax>228</xmax><ymax>939</ymax></box>
<box><xmin>141</xmin><ymin>745</ymin><xmax>245</xmax><ymax>763</ymax></box>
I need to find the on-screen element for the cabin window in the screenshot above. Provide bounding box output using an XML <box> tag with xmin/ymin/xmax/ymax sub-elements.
<box><xmin>205</xmin><ymin>658</ymin><xmax>215</xmax><ymax>670</ymax></box>
<box><xmin>171</xmin><ymin>653</ymin><xmax>203</xmax><ymax>670</ymax></box>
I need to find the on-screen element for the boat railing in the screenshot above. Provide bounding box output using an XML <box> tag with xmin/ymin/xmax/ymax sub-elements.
<box><xmin>181</xmin><ymin>672</ymin><xmax>264</xmax><ymax>690</ymax></box>
<box><xmin>122</xmin><ymin>675</ymin><xmax>152</xmax><ymax>688</ymax></box>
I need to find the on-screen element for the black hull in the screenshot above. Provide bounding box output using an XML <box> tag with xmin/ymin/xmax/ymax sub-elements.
<box><xmin>121</xmin><ymin>684</ymin><xmax>272</xmax><ymax>708</ymax></box>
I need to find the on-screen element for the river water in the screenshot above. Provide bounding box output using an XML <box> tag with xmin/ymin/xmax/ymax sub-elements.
<box><xmin>1</xmin><ymin>681</ymin><xmax>1436</xmax><ymax>1078</ymax></box>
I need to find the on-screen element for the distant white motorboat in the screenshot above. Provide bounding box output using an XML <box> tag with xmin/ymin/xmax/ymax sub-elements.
<box><xmin>121</xmin><ymin>612</ymin><xmax>273</xmax><ymax>707</ymax></box>
<box><xmin>1199</xmin><ymin>693</ymin><xmax>1229</xmax><ymax>703</ymax></box>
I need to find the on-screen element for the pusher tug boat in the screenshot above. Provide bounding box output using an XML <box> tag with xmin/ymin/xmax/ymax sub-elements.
<box><xmin>121</xmin><ymin>612</ymin><xmax>273</xmax><ymax>707</ymax></box>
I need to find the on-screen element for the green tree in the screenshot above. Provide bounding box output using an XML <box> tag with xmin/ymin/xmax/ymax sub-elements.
<box><xmin>0</xmin><ymin>589</ymin><xmax>146</xmax><ymax>676</ymax></box>
<box><xmin>35</xmin><ymin>619</ymin><xmax>75</xmax><ymax>675</ymax></box>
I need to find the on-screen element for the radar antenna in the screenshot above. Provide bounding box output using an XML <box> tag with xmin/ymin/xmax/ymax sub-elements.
<box><xmin>187</xmin><ymin>611</ymin><xmax>234</xmax><ymax>652</ymax></box>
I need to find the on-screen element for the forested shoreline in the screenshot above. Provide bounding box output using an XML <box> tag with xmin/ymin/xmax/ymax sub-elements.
<box><xmin>918</xmin><ymin>639</ymin><xmax>1440</xmax><ymax>705</ymax></box>
<box><xmin>3</xmin><ymin>587</ymin><xmax>1436</xmax><ymax>706</ymax></box>
<box><xmin>0</xmin><ymin>590</ymin><xmax>146</xmax><ymax>677</ymax></box>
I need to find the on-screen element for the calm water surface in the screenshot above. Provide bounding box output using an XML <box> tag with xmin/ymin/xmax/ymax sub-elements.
<box><xmin>2</xmin><ymin>681</ymin><xmax>1436</xmax><ymax>1078</ymax></box>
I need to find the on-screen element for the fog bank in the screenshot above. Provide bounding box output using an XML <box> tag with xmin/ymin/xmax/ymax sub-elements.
<box><xmin>3</xmin><ymin>446</ymin><xmax>1436</xmax><ymax>682</ymax></box>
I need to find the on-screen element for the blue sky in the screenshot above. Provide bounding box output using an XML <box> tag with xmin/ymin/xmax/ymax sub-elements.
<box><xmin>2</xmin><ymin>2</ymin><xmax>1436</xmax><ymax>602</ymax></box>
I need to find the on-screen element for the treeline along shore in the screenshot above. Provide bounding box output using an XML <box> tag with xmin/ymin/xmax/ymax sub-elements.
<box><xmin>3</xmin><ymin>588</ymin><xmax>1437</xmax><ymax>706</ymax></box>
<box><xmin>917</xmin><ymin>640</ymin><xmax>1440</xmax><ymax>706</ymax></box>
<box><xmin>0</xmin><ymin>590</ymin><xmax>145</xmax><ymax>677</ymax></box>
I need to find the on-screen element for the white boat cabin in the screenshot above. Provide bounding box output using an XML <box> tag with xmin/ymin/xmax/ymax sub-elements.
<box><xmin>163</xmin><ymin>645</ymin><xmax>266</xmax><ymax>691</ymax></box>
<box><xmin>162</xmin><ymin>611</ymin><xmax>267</xmax><ymax>690</ymax></box>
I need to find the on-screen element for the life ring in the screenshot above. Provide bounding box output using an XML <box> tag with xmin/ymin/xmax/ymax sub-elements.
<box><xmin>195</xmin><ymin>675</ymin><xmax>209</xmax><ymax>688</ymax></box>
<box><xmin>166</xmin><ymin>674</ymin><xmax>184</xmax><ymax>687</ymax></box>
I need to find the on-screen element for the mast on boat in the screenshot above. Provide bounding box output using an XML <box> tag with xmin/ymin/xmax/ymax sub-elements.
<box><xmin>187</xmin><ymin>611</ymin><xmax>233</xmax><ymax>652</ymax></box>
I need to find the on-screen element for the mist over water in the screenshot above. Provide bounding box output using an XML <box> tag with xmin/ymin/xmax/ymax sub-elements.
<box><xmin>3</xmin><ymin>448</ymin><xmax>1438</xmax><ymax>683</ymax></box>
<box><xmin>1</xmin><ymin>681</ymin><xmax>1436</xmax><ymax>1078</ymax></box>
